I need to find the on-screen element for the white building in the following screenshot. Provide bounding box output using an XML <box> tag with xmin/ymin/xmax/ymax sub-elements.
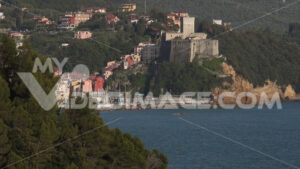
<box><xmin>61</xmin><ymin>43</ymin><xmax>70</xmax><ymax>47</ymax></box>
<box><xmin>55</xmin><ymin>79</ymin><xmax>71</xmax><ymax>107</ymax></box>
<box><xmin>213</xmin><ymin>19</ymin><xmax>222</xmax><ymax>25</ymax></box>
<box><xmin>94</xmin><ymin>8</ymin><xmax>106</xmax><ymax>14</ymax></box>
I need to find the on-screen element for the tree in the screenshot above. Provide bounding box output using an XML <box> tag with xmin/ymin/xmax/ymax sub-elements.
<box><xmin>0</xmin><ymin>30</ymin><xmax>168</xmax><ymax>169</ymax></box>
<box><xmin>0</xmin><ymin>35</ymin><xmax>17</xmax><ymax>81</ymax></box>
<box><xmin>0</xmin><ymin>120</ymin><xmax>10</xmax><ymax>168</ymax></box>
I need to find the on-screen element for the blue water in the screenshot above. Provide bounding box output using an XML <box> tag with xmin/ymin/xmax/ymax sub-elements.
<box><xmin>100</xmin><ymin>102</ymin><xmax>300</xmax><ymax>169</ymax></box>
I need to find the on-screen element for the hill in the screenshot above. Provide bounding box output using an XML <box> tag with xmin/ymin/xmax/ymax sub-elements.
<box><xmin>4</xmin><ymin>0</ymin><xmax>300</xmax><ymax>30</ymax></box>
<box><xmin>0</xmin><ymin>35</ymin><xmax>168</xmax><ymax>169</ymax></box>
<box><xmin>114</xmin><ymin>0</ymin><xmax>300</xmax><ymax>31</ymax></box>
<box><xmin>7</xmin><ymin>0</ymin><xmax>111</xmax><ymax>11</ymax></box>
<box><xmin>219</xmin><ymin>30</ymin><xmax>300</xmax><ymax>92</ymax></box>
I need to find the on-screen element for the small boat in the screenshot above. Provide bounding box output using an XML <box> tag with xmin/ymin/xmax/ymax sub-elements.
<box><xmin>172</xmin><ymin>113</ymin><xmax>187</xmax><ymax>116</ymax></box>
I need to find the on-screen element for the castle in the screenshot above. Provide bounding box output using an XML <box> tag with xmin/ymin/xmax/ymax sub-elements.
<box><xmin>163</xmin><ymin>17</ymin><xmax>220</xmax><ymax>63</ymax></box>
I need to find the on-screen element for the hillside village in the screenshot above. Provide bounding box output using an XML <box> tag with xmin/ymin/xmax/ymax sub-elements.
<box><xmin>0</xmin><ymin>2</ymin><xmax>232</xmax><ymax>107</ymax></box>
<box><xmin>1</xmin><ymin>1</ymin><xmax>300</xmax><ymax>108</ymax></box>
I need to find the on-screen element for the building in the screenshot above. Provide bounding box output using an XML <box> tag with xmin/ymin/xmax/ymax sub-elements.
<box><xmin>123</xmin><ymin>54</ymin><xmax>140</xmax><ymax>69</ymax></box>
<box><xmin>164</xmin><ymin>17</ymin><xmax>207</xmax><ymax>41</ymax></box>
<box><xmin>40</xmin><ymin>17</ymin><xmax>52</xmax><ymax>25</ymax></box>
<box><xmin>164</xmin><ymin>17</ymin><xmax>220</xmax><ymax>63</ymax></box>
<box><xmin>34</xmin><ymin>16</ymin><xmax>53</xmax><ymax>25</ymax></box>
<box><xmin>213</xmin><ymin>19</ymin><xmax>222</xmax><ymax>25</ymax></box>
<box><xmin>61</xmin><ymin>43</ymin><xmax>70</xmax><ymax>47</ymax></box>
<box><xmin>170</xmin><ymin>38</ymin><xmax>219</xmax><ymax>63</ymax></box>
<box><xmin>167</xmin><ymin>14</ymin><xmax>180</xmax><ymax>27</ymax></box>
<box><xmin>166</xmin><ymin>11</ymin><xmax>189</xmax><ymax>29</ymax></box>
<box><xmin>95</xmin><ymin>77</ymin><xmax>105</xmax><ymax>92</ymax></box>
<box><xmin>102</xmin><ymin>62</ymin><xmax>120</xmax><ymax>79</ymax></box>
<box><xmin>134</xmin><ymin>42</ymin><xmax>160</xmax><ymax>64</ymax></box>
<box><xmin>82</xmin><ymin>80</ymin><xmax>93</xmax><ymax>93</ymax></box>
<box><xmin>130</xmin><ymin>14</ymin><xmax>138</xmax><ymax>24</ymax></box>
<box><xmin>118</xmin><ymin>4</ymin><xmax>136</xmax><ymax>12</ymax></box>
<box><xmin>0</xmin><ymin>12</ymin><xmax>5</xmax><ymax>20</ymax></box>
<box><xmin>74</xmin><ymin>12</ymin><xmax>92</xmax><ymax>26</ymax></box>
<box><xmin>10</xmin><ymin>32</ymin><xmax>25</xmax><ymax>48</ymax></box>
<box><xmin>55</xmin><ymin>80</ymin><xmax>70</xmax><ymax>102</ymax></box>
<box><xmin>141</xmin><ymin>45</ymin><xmax>160</xmax><ymax>64</ymax></box>
<box><xmin>80</xmin><ymin>8</ymin><xmax>94</xmax><ymax>14</ymax></box>
<box><xmin>74</xmin><ymin>31</ymin><xmax>92</xmax><ymax>39</ymax></box>
<box><xmin>94</xmin><ymin>8</ymin><xmax>106</xmax><ymax>14</ymax></box>
<box><xmin>124</xmin><ymin>56</ymin><xmax>135</xmax><ymax>70</ymax></box>
<box><xmin>139</xmin><ymin>15</ymin><xmax>150</xmax><ymax>21</ymax></box>
<box><xmin>59</xmin><ymin>14</ymin><xmax>75</xmax><ymax>29</ymax></box>
<box><xmin>10</xmin><ymin>32</ymin><xmax>24</xmax><ymax>40</ymax></box>
<box><xmin>106</xmin><ymin>14</ymin><xmax>120</xmax><ymax>24</ymax></box>
<box><xmin>103</xmin><ymin>70</ymin><xmax>113</xmax><ymax>80</ymax></box>
<box><xmin>59</xmin><ymin>12</ymin><xmax>92</xmax><ymax>29</ymax></box>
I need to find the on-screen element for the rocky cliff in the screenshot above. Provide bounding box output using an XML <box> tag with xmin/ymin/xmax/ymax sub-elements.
<box><xmin>213</xmin><ymin>62</ymin><xmax>297</xmax><ymax>104</ymax></box>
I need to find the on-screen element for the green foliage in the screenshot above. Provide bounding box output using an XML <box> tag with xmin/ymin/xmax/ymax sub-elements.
<box><xmin>0</xmin><ymin>119</ymin><xmax>10</xmax><ymax>167</ymax></box>
<box><xmin>219</xmin><ymin>31</ymin><xmax>300</xmax><ymax>92</ymax></box>
<box><xmin>150</xmin><ymin>8</ymin><xmax>166</xmax><ymax>23</ymax></box>
<box><xmin>202</xmin><ymin>58</ymin><xmax>224</xmax><ymax>72</ymax></box>
<box><xmin>195</xmin><ymin>19</ymin><xmax>227</xmax><ymax>38</ymax></box>
<box><xmin>149</xmin><ymin>62</ymin><xmax>223</xmax><ymax>96</ymax></box>
<box><xmin>0</xmin><ymin>36</ymin><xmax>168</xmax><ymax>169</ymax></box>
<box><xmin>134</xmin><ymin>0</ymin><xmax>300</xmax><ymax>31</ymax></box>
<box><xmin>287</xmin><ymin>23</ymin><xmax>300</xmax><ymax>44</ymax></box>
<box><xmin>12</xmin><ymin>0</ymin><xmax>111</xmax><ymax>11</ymax></box>
<box><xmin>106</xmin><ymin>66</ymin><xmax>150</xmax><ymax>94</ymax></box>
<box><xmin>77</xmin><ymin>14</ymin><xmax>108</xmax><ymax>31</ymax></box>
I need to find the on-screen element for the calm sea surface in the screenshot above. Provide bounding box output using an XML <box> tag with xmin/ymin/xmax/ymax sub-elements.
<box><xmin>100</xmin><ymin>102</ymin><xmax>300</xmax><ymax>169</ymax></box>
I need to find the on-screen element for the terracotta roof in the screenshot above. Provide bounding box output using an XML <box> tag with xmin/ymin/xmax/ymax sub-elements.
<box><xmin>107</xmin><ymin>14</ymin><xmax>116</xmax><ymax>20</ymax></box>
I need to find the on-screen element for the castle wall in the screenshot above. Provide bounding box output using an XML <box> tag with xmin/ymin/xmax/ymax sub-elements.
<box><xmin>192</xmin><ymin>39</ymin><xmax>219</xmax><ymax>59</ymax></box>
<box><xmin>171</xmin><ymin>39</ymin><xmax>219</xmax><ymax>62</ymax></box>
<box><xmin>165</xmin><ymin>32</ymin><xmax>184</xmax><ymax>41</ymax></box>
<box><xmin>170</xmin><ymin>39</ymin><xmax>192</xmax><ymax>63</ymax></box>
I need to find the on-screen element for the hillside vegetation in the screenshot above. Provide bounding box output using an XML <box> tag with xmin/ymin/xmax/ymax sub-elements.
<box><xmin>4</xmin><ymin>0</ymin><xmax>300</xmax><ymax>30</ymax></box>
<box><xmin>219</xmin><ymin>30</ymin><xmax>300</xmax><ymax>92</ymax></box>
<box><xmin>0</xmin><ymin>35</ymin><xmax>168</xmax><ymax>169</ymax></box>
<box><xmin>115</xmin><ymin>0</ymin><xmax>300</xmax><ymax>31</ymax></box>
<box><xmin>7</xmin><ymin>0</ymin><xmax>111</xmax><ymax>11</ymax></box>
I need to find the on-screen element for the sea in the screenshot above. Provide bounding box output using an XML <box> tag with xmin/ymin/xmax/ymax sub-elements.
<box><xmin>100</xmin><ymin>102</ymin><xmax>300</xmax><ymax>169</ymax></box>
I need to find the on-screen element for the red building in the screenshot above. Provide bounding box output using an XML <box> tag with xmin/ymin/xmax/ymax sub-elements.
<box><xmin>95</xmin><ymin>77</ymin><xmax>105</xmax><ymax>92</ymax></box>
<box><xmin>106</xmin><ymin>14</ymin><xmax>120</xmax><ymax>24</ymax></box>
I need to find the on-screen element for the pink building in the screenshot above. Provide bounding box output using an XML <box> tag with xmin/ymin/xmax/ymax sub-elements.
<box><xmin>83</xmin><ymin>80</ymin><xmax>93</xmax><ymax>93</ymax></box>
<box><xmin>10</xmin><ymin>32</ymin><xmax>24</xmax><ymax>40</ymax></box>
<box><xmin>74</xmin><ymin>31</ymin><xmax>92</xmax><ymax>39</ymax></box>
<box><xmin>74</xmin><ymin>12</ymin><xmax>92</xmax><ymax>26</ymax></box>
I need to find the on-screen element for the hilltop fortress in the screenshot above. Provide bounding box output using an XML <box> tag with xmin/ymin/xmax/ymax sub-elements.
<box><xmin>163</xmin><ymin>17</ymin><xmax>220</xmax><ymax>63</ymax></box>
